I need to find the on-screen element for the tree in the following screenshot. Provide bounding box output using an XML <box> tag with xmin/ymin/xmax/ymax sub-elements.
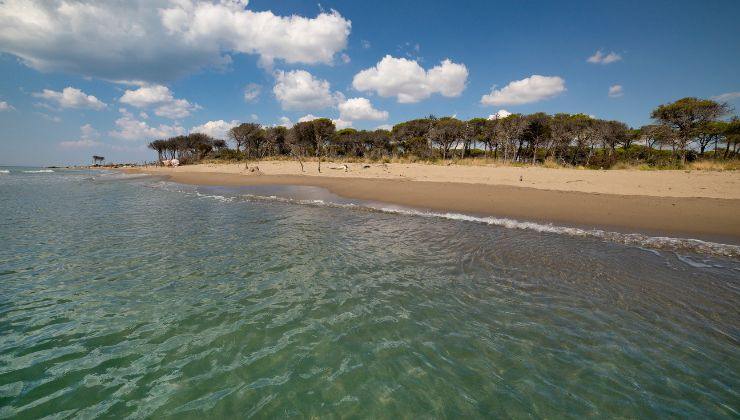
<box><xmin>650</xmin><ymin>97</ymin><xmax>731</xmax><ymax>164</ymax></box>
<box><xmin>285</xmin><ymin>125</ymin><xmax>308</xmax><ymax>171</ymax></box>
<box><xmin>428</xmin><ymin>117</ymin><xmax>463</xmax><ymax>160</ymax></box>
<box><xmin>311</xmin><ymin>118</ymin><xmax>335</xmax><ymax>172</ymax></box>
<box><xmin>466</xmin><ymin>118</ymin><xmax>488</xmax><ymax>157</ymax></box>
<box><xmin>695</xmin><ymin>121</ymin><xmax>727</xmax><ymax>156</ymax></box>
<box><xmin>600</xmin><ymin>120</ymin><xmax>629</xmax><ymax>161</ymax></box>
<box><xmin>187</xmin><ymin>133</ymin><xmax>216</xmax><ymax>160</ymax></box>
<box><xmin>391</xmin><ymin>118</ymin><xmax>433</xmax><ymax>158</ymax></box>
<box><xmin>92</xmin><ymin>155</ymin><xmax>105</xmax><ymax>165</ymax></box>
<box><xmin>368</xmin><ymin>129</ymin><xmax>393</xmax><ymax>159</ymax></box>
<box><xmin>147</xmin><ymin>140</ymin><xmax>166</xmax><ymax>162</ymax></box>
<box><xmin>264</xmin><ymin>126</ymin><xmax>288</xmax><ymax>156</ymax></box>
<box><xmin>333</xmin><ymin>128</ymin><xmax>362</xmax><ymax>157</ymax></box>
<box><xmin>497</xmin><ymin>114</ymin><xmax>528</xmax><ymax>162</ymax></box>
<box><xmin>548</xmin><ymin>113</ymin><xmax>584</xmax><ymax>162</ymax></box>
<box><xmin>723</xmin><ymin>117</ymin><xmax>740</xmax><ymax>158</ymax></box>
<box><xmin>522</xmin><ymin>113</ymin><xmax>551</xmax><ymax>163</ymax></box>
<box><xmin>288</xmin><ymin>118</ymin><xmax>335</xmax><ymax>172</ymax></box>
<box><xmin>230</xmin><ymin>123</ymin><xmax>267</xmax><ymax>160</ymax></box>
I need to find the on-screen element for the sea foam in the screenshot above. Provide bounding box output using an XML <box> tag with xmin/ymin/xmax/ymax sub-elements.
<box><xmin>181</xmin><ymin>187</ymin><xmax>740</xmax><ymax>259</ymax></box>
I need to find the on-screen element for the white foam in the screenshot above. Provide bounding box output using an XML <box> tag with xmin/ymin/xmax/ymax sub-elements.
<box><xmin>150</xmin><ymin>182</ymin><xmax>740</xmax><ymax>259</ymax></box>
<box><xmin>371</xmin><ymin>207</ymin><xmax>740</xmax><ymax>258</ymax></box>
<box><xmin>0</xmin><ymin>170</ymin><xmax>9</xmax><ymax>174</ymax></box>
<box><xmin>22</xmin><ymin>169</ymin><xmax>54</xmax><ymax>173</ymax></box>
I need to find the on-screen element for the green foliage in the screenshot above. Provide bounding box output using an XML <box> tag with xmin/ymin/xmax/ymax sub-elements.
<box><xmin>146</xmin><ymin>97</ymin><xmax>738</xmax><ymax>168</ymax></box>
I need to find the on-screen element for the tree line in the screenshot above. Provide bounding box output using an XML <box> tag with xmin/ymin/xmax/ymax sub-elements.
<box><xmin>149</xmin><ymin>97</ymin><xmax>739</xmax><ymax>168</ymax></box>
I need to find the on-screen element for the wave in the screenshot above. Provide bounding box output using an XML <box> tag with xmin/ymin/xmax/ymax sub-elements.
<box><xmin>154</xmin><ymin>182</ymin><xmax>740</xmax><ymax>259</ymax></box>
<box><xmin>22</xmin><ymin>169</ymin><xmax>54</xmax><ymax>173</ymax></box>
<box><xmin>0</xmin><ymin>170</ymin><xmax>9</xmax><ymax>174</ymax></box>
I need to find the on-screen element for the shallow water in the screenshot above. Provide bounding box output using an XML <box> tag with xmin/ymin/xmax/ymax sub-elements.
<box><xmin>1</xmin><ymin>168</ymin><xmax>738</xmax><ymax>418</ymax></box>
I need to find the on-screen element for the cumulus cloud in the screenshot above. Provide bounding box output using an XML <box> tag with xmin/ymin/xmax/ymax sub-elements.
<box><xmin>375</xmin><ymin>124</ymin><xmax>393</xmax><ymax>131</ymax></box>
<box><xmin>338</xmin><ymin>97</ymin><xmax>388</xmax><ymax>121</ymax></box>
<box><xmin>273</xmin><ymin>70</ymin><xmax>341</xmax><ymax>111</ymax></box>
<box><xmin>59</xmin><ymin>124</ymin><xmax>102</xmax><ymax>148</ymax></box>
<box><xmin>0</xmin><ymin>101</ymin><xmax>13</xmax><ymax>111</ymax></box>
<box><xmin>712</xmin><ymin>91</ymin><xmax>740</xmax><ymax>102</ymax></box>
<box><xmin>480</xmin><ymin>75</ymin><xmax>565</xmax><ymax>106</ymax></box>
<box><xmin>352</xmin><ymin>55</ymin><xmax>468</xmax><ymax>103</ymax></box>
<box><xmin>296</xmin><ymin>114</ymin><xmax>351</xmax><ymax>129</ymax></box>
<box><xmin>298</xmin><ymin>114</ymin><xmax>320</xmax><ymax>122</ymax></box>
<box><xmin>587</xmin><ymin>50</ymin><xmax>622</xmax><ymax>65</ymax></box>
<box><xmin>608</xmin><ymin>85</ymin><xmax>624</xmax><ymax>98</ymax></box>
<box><xmin>119</xmin><ymin>85</ymin><xmax>198</xmax><ymax>119</ymax></box>
<box><xmin>332</xmin><ymin>118</ymin><xmax>352</xmax><ymax>129</ymax></box>
<box><xmin>110</xmin><ymin>108</ymin><xmax>185</xmax><ymax>141</ymax></box>
<box><xmin>33</xmin><ymin>87</ymin><xmax>106</xmax><ymax>110</ymax></box>
<box><xmin>487</xmin><ymin>109</ymin><xmax>512</xmax><ymax>120</ymax></box>
<box><xmin>243</xmin><ymin>83</ymin><xmax>261</xmax><ymax>102</ymax></box>
<box><xmin>190</xmin><ymin>119</ymin><xmax>240</xmax><ymax>138</ymax></box>
<box><xmin>0</xmin><ymin>0</ymin><xmax>351</xmax><ymax>82</ymax></box>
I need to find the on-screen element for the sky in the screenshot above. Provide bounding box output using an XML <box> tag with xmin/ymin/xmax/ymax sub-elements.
<box><xmin>1</xmin><ymin>0</ymin><xmax>739</xmax><ymax>166</ymax></box>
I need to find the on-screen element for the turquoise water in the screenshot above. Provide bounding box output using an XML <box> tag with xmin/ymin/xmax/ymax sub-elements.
<box><xmin>0</xmin><ymin>168</ymin><xmax>738</xmax><ymax>418</ymax></box>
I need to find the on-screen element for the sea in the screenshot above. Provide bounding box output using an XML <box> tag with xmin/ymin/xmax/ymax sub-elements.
<box><xmin>0</xmin><ymin>167</ymin><xmax>738</xmax><ymax>418</ymax></box>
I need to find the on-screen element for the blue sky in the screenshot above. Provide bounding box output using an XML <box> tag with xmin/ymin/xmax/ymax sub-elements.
<box><xmin>1</xmin><ymin>0</ymin><xmax>739</xmax><ymax>166</ymax></box>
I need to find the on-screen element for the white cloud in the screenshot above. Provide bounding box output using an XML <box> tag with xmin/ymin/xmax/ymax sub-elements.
<box><xmin>273</xmin><ymin>70</ymin><xmax>340</xmax><ymax>111</ymax></box>
<box><xmin>110</xmin><ymin>108</ymin><xmax>184</xmax><ymax>141</ymax></box>
<box><xmin>190</xmin><ymin>119</ymin><xmax>240</xmax><ymax>139</ymax></box>
<box><xmin>119</xmin><ymin>85</ymin><xmax>172</xmax><ymax>107</ymax></box>
<box><xmin>277</xmin><ymin>116</ymin><xmax>293</xmax><ymax>128</ymax></box>
<box><xmin>332</xmin><ymin>118</ymin><xmax>352</xmax><ymax>129</ymax></box>
<box><xmin>712</xmin><ymin>91</ymin><xmax>740</xmax><ymax>102</ymax></box>
<box><xmin>250</xmin><ymin>114</ymin><xmax>258</xmax><ymax>121</ymax></box>
<box><xmin>0</xmin><ymin>101</ymin><xmax>13</xmax><ymax>111</ymax></box>
<box><xmin>243</xmin><ymin>83</ymin><xmax>261</xmax><ymax>102</ymax></box>
<box><xmin>353</xmin><ymin>56</ymin><xmax>468</xmax><ymax>103</ymax></box>
<box><xmin>33</xmin><ymin>87</ymin><xmax>106</xmax><ymax>110</ymax></box>
<box><xmin>340</xmin><ymin>53</ymin><xmax>351</xmax><ymax>64</ymax></box>
<box><xmin>608</xmin><ymin>84</ymin><xmax>624</xmax><ymax>98</ymax></box>
<box><xmin>59</xmin><ymin>123</ymin><xmax>102</xmax><ymax>148</ymax></box>
<box><xmin>587</xmin><ymin>50</ymin><xmax>622</xmax><ymax>65</ymax></box>
<box><xmin>487</xmin><ymin>109</ymin><xmax>512</xmax><ymax>120</ymax></box>
<box><xmin>0</xmin><ymin>0</ymin><xmax>351</xmax><ymax>82</ymax></box>
<box><xmin>154</xmin><ymin>98</ymin><xmax>198</xmax><ymax>119</ymax></box>
<box><xmin>338</xmin><ymin>97</ymin><xmax>388</xmax><ymax>121</ymax></box>
<box><xmin>375</xmin><ymin>124</ymin><xmax>393</xmax><ymax>131</ymax></box>
<box><xmin>119</xmin><ymin>84</ymin><xmax>197</xmax><ymax>119</ymax></box>
<box><xmin>480</xmin><ymin>75</ymin><xmax>566</xmax><ymax>106</ymax></box>
<box><xmin>298</xmin><ymin>114</ymin><xmax>320</xmax><ymax>122</ymax></box>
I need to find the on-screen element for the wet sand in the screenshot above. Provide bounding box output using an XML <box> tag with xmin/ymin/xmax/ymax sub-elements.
<box><xmin>121</xmin><ymin>163</ymin><xmax>740</xmax><ymax>244</ymax></box>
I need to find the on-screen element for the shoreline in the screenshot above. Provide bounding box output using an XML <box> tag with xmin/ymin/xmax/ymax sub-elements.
<box><xmin>120</xmin><ymin>163</ymin><xmax>740</xmax><ymax>245</ymax></box>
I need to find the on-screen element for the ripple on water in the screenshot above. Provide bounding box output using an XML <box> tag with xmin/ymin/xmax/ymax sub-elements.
<box><xmin>0</xmin><ymin>171</ymin><xmax>738</xmax><ymax>417</ymax></box>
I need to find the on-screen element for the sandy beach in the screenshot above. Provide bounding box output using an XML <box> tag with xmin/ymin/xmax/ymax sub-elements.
<box><xmin>122</xmin><ymin>161</ymin><xmax>740</xmax><ymax>243</ymax></box>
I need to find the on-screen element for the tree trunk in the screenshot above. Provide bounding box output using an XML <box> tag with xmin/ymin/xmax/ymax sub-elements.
<box><xmin>724</xmin><ymin>140</ymin><xmax>732</xmax><ymax>159</ymax></box>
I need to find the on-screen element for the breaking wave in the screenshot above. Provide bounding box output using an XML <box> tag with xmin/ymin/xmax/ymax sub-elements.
<box><xmin>22</xmin><ymin>169</ymin><xmax>54</xmax><ymax>173</ymax></box>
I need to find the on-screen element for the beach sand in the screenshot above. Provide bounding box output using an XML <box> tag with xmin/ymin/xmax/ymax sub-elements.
<box><xmin>122</xmin><ymin>161</ymin><xmax>740</xmax><ymax>243</ymax></box>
